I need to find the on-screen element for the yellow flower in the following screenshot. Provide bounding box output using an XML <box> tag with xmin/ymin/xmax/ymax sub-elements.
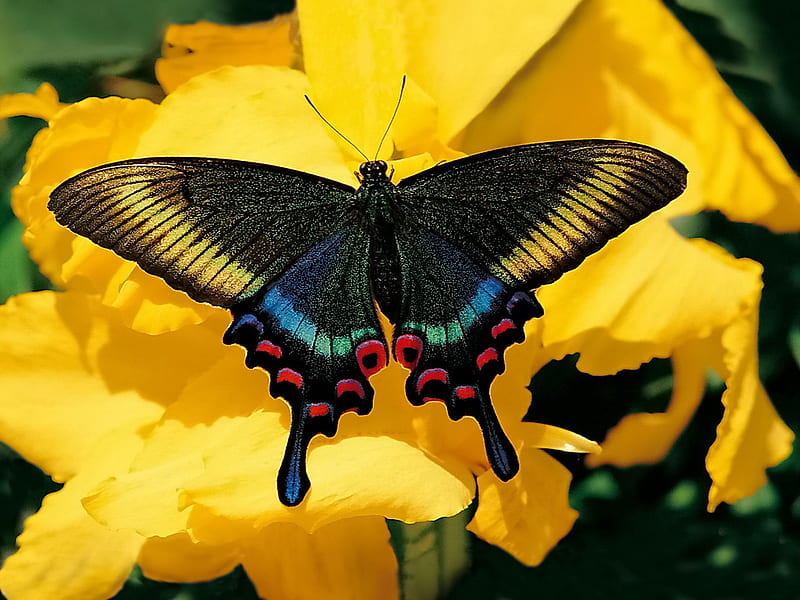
<box><xmin>0</xmin><ymin>1</ymin><xmax>797</xmax><ymax>599</ymax></box>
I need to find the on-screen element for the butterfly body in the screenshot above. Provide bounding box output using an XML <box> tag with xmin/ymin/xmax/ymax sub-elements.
<box><xmin>356</xmin><ymin>160</ymin><xmax>404</xmax><ymax>320</ymax></box>
<box><xmin>49</xmin><ymin>140</ymin><xmax>687</xmax><ymax>506</ymax></box>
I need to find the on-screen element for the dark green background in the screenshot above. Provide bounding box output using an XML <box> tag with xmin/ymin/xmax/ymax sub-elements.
<box><xmin>1</xmin><ymin>1</ymin><xmax>798</xmax><ymax>598</ymax></box>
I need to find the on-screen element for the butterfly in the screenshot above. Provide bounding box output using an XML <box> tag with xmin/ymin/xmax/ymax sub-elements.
<box><xmin>48</xmin><ymin>139</ymin><xmax>687</xmax><ymax>506</ymax></box>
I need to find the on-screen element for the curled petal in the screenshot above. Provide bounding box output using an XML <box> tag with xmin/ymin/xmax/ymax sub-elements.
<box><xmin>587</xmin><ymin>341</ymin><xmax>708</xmax><ymax>467</ymax></box>
<box><xmin>468</xmin><ymin>449</ymin><xmax>578</xmax><ymax>566</ymax></box>
<box><xmin>539</xmin><ymin>228</ymin><xmax>767</xmax><ymax>374</ymax></box>
<box><xmin>0</xmin><ymin>83</ymin><xmax>62</xmax><ymax>121</ymax></box>
<box><xmin>520</xmin><ymin>423</ymin><xmax>600</xmax><ymax>455</ymax></box>
<box><xmin>706</xmin><ymin>302</ymin><xmax>794</xmax><ymax>509</ymax></box>
<box><xmin>156</xmin><ymin>16</ymin><xmax>299</xmax><ymax>93</ymax></box>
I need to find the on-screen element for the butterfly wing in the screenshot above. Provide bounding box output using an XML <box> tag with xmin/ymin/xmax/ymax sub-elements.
<box><xmin>396</xmin><ymin>140</ymin><xmax>687</xmax><ymax>289</ymax></box>
<box><xmin>224</xmin><ymin>226</ymin><xmax>387</xmax><ymax>506</ymax></box>
<box><xmin>49</xmin><ymin>157</ymin><xmax>358</xmax><ymax>307</ymax></box>
<box><xmin>50</xmin><ymin>157</ymin><xmax>387</xmax><ymax>506</ymax></box>
<box><xmin>392</xmin><ymin>228</ymin><xmax>544</xmax><ymax>479</ymax></box>
<box><xmin>391</xmin><ymin>140</ymin><xmax>687</xmax><ymax>480</ymax></box>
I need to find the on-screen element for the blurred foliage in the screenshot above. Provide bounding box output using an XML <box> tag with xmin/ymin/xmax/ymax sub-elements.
<box><xmin>0</xmin><ymin>1</ymin><xmax>798</xmax><ymax>598</ymax></box>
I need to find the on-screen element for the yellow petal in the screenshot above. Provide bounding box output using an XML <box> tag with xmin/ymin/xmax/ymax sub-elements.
<box><xmin>83</xmin><ymin>347</ymin><xmax>473</xmax><ymax>537</ymax></box>
<box><xmin>0</xmin><ymin>291</ymin><xmax>163</xmax><ymax>480</ymax></box>
<box><xmin>401</xmin><ymin>0</ymin><xmax>582</xmax><ymax>142</ymax></box>
<box><xmin>0</xmin><ymin>83</ymin><xmax>62</xmax><ymax>121</ymax></box>
<box><xmin>467</xmin><ymin>449</ymin><xmax>577</xmax><ymax>566</ymax></box>
<box><xmin>0</xmin><ymin>428</ymin><xmax>146</xmax><ymax>600</ymax></box>
<box><xmin>706</xmin><ymin>300</ymin><xmax>794</xmax><ymax>510</ymax></box>
<box><xmin>587</xmin><ymin>341</ymin><xmax>708</xmax><ymax>467</ymax></box>
<box><xmin>14</xmin><ymin>96</ymin><xmax>157</xmax><ymax>293</ymax></box>
<box><xmin>460</xmin><ymin>0</ymin><xmax>800</xmax><ymax>230</ymax></box>
<box><xmin>296</xmin><ymin>0</ymin><xmax>406</xmax><ymax>159</ymax></box>
<box><xmin>137</xmin><ymin>65</ymin><xmax>351</xmax><ymax>183</ymax></box>
<box><xmin>539</xmin><ymin>225</ymin><xmax>763</xmax><ymax>375</ymax></box>
<box><xmin>9</xmin><ymin>95</ymin><xmax>215</xmax><ymax>334</ymax></box>
<box><xmin>184</xmin><ymin>422</ymin><xmax>475</xmax><ymax>536</ymax></box>
<box><xmin>138</xmin><ymin>534</ymin><xmax>238</xmax><ymax>583</ymax></box>
<box><xmin>156</xmin><ymin>16</ymin><xmax>298</xmax><ymax>93</ymax></box>
<box><xmin>520</xmin><ymin>423</ymin><xmax>601</xmax><ymax>455</ymax></box>
<box><xmin>83</xmin><ymin>334</ymin><xmax>268</xmax><ymax>538</ymax></box>
<box><xmin>242</xmin><ymin>518</ymin><xmax>398</xmax><ymax>600</ymax></box>
<box><xmin>492</xmin><ymin>319</ymin><xmax>551</xmax><ymax>422</ymax></box>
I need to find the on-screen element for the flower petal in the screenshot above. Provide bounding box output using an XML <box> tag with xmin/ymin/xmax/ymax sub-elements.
<box><xmin>706</xmin><ymin>298</ymin><xmax>794</xmax><ymax>510</ymax></box>
<box><xmin>82</xmin><ymin>331</ymin><xmax>268</xmax><ymax>538</ymax></box>
<box><xmin>138</xmin><ymin>534</ymin><xmax>239</xmax><ymax>583</ymax></box>
<box><xmin>156</xmin><ymin>16</ymin><xmax>298</xmax><ymax>93</ymax></box>
<box><xmin>467</xmin><ymin>449</ymin><xmax>577</xmax><ymax>566</ymax></box>
<box><xmin>539</xmin><ymin>226</ymin><xmax>763</xmax><ymax>375</ymax></box>
<box><xmin>0</xmin><ymin>83</ymin><xmax>62</xmax><ymax>121</ymax></box>
<box><xmin>8</xmin><ymin>95</ymin><xmax>213</xmax><ymax>335</ymax></box>
<box><xmin>241</xmin><ymin>518</ymin><xmax>398</xmax><ymax>600</ymax></box>
<box><xmin>401</xmin><ymin>0</ymin><xmax>582</xmax><ymax>142</ymax></box>
<box><xmin>295</xmin><ymin>0</ymin><xmax>406</xmax><ymax>159</ymax></box>
<box><xmin>520</xmin><ymin>423</ymin><xmax>601</xmax><ymax>455</ymax></box>
<box><xmin>183</xmin><ymin>423</ymin><xmax>475</xmax><ymax>535</ymax></box>
<box><xmin>0</xmin><ymin>292</ymin><xmax>164</xmax><ymax>480</ymax></box>
<box><xmin>137</xmin><ymin>66</ymin><xmax>351</xmax><ymax>183</ymax></box>
<box><xmin>83</xmin><ymin>348</ymin><xmax>474</xmax><ymax>538</ymax></box>
<box><xmin>459</xmin><ymin>0</ymin><xmax>800</xmax><ymax>229</ymax></box>
<box><xmin>13</xmin><ymin>96</ymin><xmax>156</xmax><ymax>290</ymax></box>
<box><xmin>0</xmin><ymin>428</ymin><xmax>145</xmax><ymax>600</ymax></box>
<box><xmin>587</xmin><ymin>341</ymin><xmax>708</xmax><ymax>467</ymax></box>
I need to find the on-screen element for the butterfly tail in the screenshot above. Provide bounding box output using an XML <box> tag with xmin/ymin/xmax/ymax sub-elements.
<box><xmin>277</xmin><ymin>403</ymin><xmax>315</xmax><ymax>506</ymax></box>
<box><xmin>474</xmin><ymin>386</ymin><xmax>519</xmax><ymax>480</ymax></box>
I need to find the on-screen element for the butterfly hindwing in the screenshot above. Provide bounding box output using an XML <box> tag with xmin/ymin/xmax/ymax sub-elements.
<box><xmin>223</xmin><ymin>226</ymin><xmax>387</xmax><ymax>505</ymax></box>
<box><xmin>396</xmin><ymin>140</ymin><xmax>688</xmax><ymax>289</ymax></box>
<box><xmin>48</xmin><ymin>157</ymin><xmax>357</xmax><ymax>307</ymax></box>
<box><xmin>392</xmin><ymin>228</ymin><xmax>544</xmax><ymax>480</ymax></box>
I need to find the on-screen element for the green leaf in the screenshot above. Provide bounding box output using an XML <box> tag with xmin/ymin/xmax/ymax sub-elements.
<box><xmin>389</xmin><ymin>511</ymin><xmax>472</xmax><ymax>600</ymax></box>
<box><xmin>0</xmin><ymin>220</ymin><xmax>38</xmax><ymax>301</ymax></box>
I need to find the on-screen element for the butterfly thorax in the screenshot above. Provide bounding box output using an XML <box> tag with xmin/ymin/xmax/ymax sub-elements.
<box><xmin>357</xmin><ymin>160</ymin><xmax>403</xmax><ymax>322</ymax></box>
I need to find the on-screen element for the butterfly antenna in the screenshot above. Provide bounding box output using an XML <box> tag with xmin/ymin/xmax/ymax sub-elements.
<box><xmin>373</xmin><ymin>75</ymin><xmax>407</xmax><ymax>160</ymax></box>
<box><xmin>304</xmin><ymin>95</ymin><xmax>369</xmax><ymax>162</ymax></box>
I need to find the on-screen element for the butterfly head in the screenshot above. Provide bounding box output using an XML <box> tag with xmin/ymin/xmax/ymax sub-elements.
<box><xmin>358</xmin><ymin>160</ymin><xmax>390</xmax><ymax>183</ymax></box>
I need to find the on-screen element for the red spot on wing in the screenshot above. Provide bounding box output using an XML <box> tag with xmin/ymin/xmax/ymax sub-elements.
<box><xmin>491</xmin><ymin>319</ymin><xmax>517</xmax><ymax>339</ymax></box>
<box><xmin>255</xmin><ymin>339</ymin><xmax>282</xmax><ymax>359</ymax></box>
<box><xmin>454</xmin><ymin>386</ymin><xmax>477</xmax><ymax>400</ymax></box>
<box><xmin>476</xmin><ymin>347</ymin><xmax>500</xmax><ymax>370</ymax></box>
<box><xmin>415</xmin><ymin>368</ymin><xmax>449</xmax><ymax>395</ymax></box>
<box><xmin>395</xmin><ymin>334</ymin><xmax>423</xmax><ymax>370</ymax></box>
<box><xmin>276</xmin><ymin>368</ymin><xmax>303</xmax><ymax>388</ymax></box>
<box><xmin>355</xmin><ymin>340</ymin><xmax>387</xmax><ymax>378</ymax></box>
<box><xmin>308</xmin><ymin>403</ymin><xmax>331</xmax><ymax>418</ymax></box>
<box><xmin>336</xmin><ymin>378</ymin><xmax>365</xmax><ymax>400</ymax></box>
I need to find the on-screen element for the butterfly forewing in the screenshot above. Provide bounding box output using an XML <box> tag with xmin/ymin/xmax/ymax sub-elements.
<box><xmin>49</xmin><ymin>157</ymin><xmax>358</xmax><ymax>307</ymax></box>
<box><xmin>396</xmin><ymin>140</ymin><xmax>687</xmax><ymax>289</ymax></box>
